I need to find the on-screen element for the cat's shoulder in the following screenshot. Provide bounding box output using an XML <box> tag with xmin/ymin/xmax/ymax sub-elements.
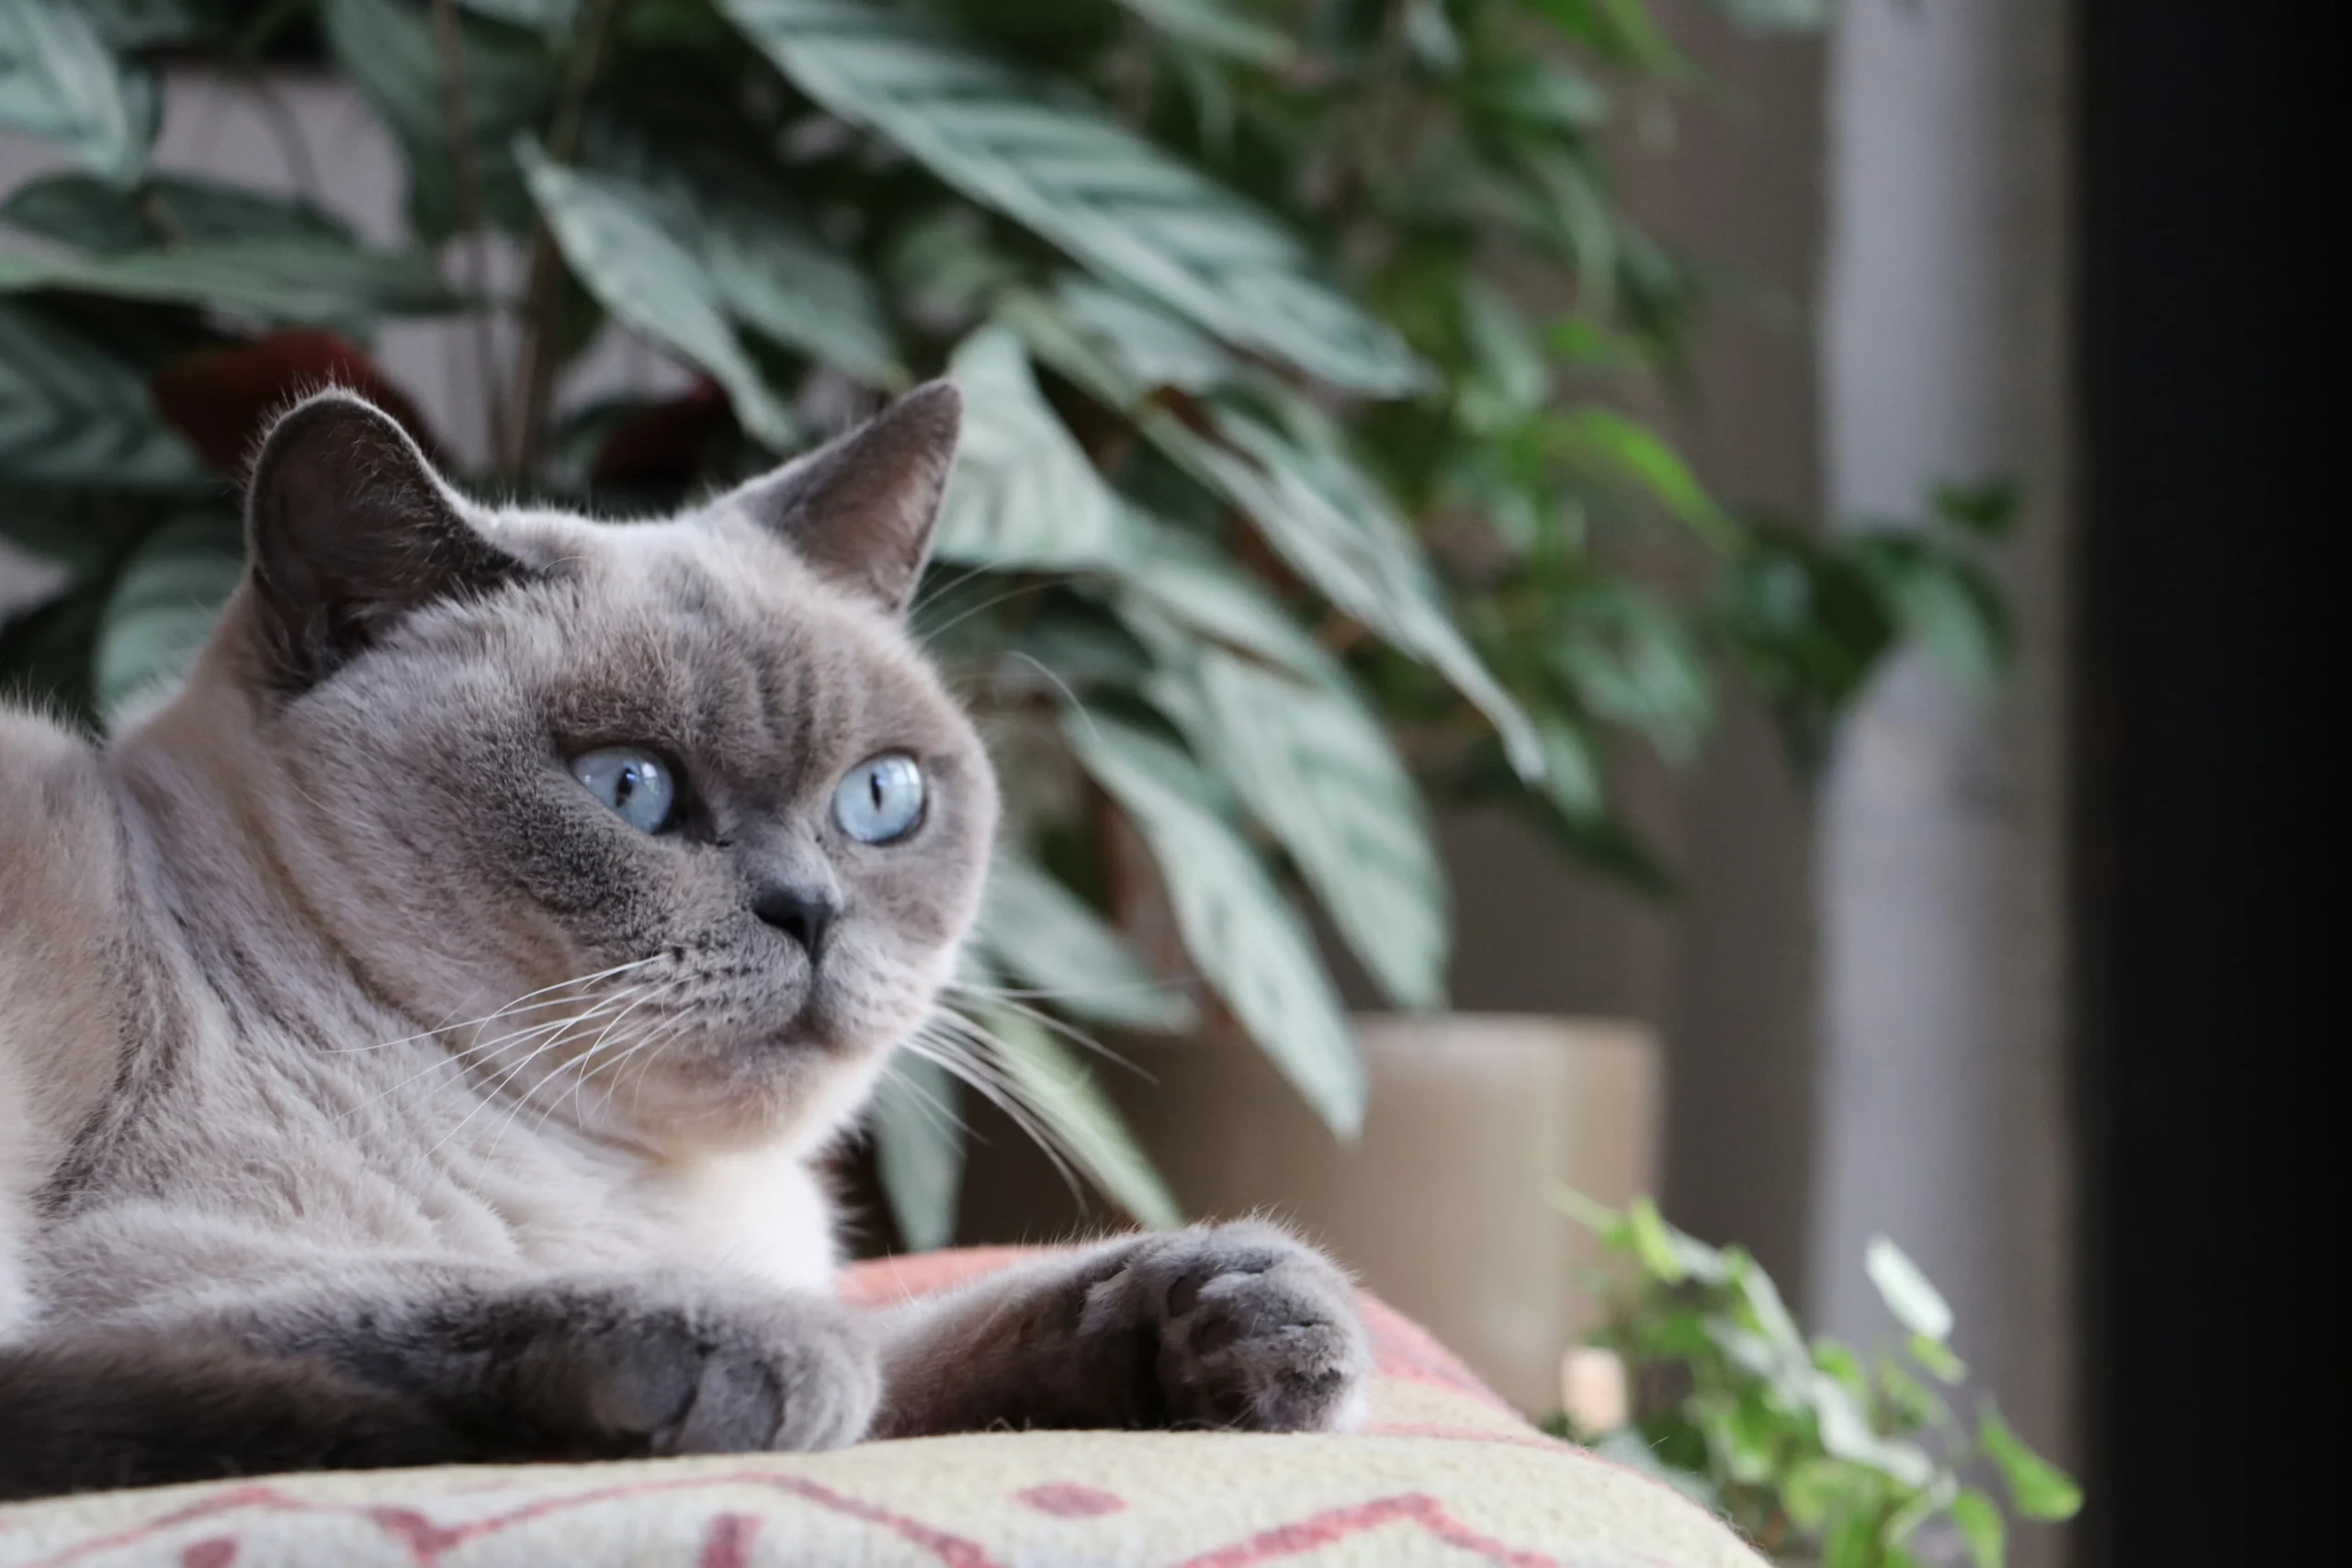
<box><xmin>0</xmin><ymin>704</ymin><xmax>121</xmax><ymax>920</ymax></box>
<box><xmin>0</xmin><ymin>701</ymin><xmax>109</xmax><ymax>823</ymax></box>
<box><xmin>0</xmin><ymin>704</ymin><xmax>132</xmax><ymax>1190</ymax></box>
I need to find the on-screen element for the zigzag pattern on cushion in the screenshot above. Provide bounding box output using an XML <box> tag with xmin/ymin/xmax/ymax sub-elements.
<box><xmin>0</xmin><ymin>1249</ymin><xmax>1766</xmax><ymax>1568</ymax></box>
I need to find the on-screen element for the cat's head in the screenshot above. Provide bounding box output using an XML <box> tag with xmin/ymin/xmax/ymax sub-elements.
<box><xmin>161</xmin><ymin>386</ymin><xmax>996</xmax><ymax>1155</ymax></box>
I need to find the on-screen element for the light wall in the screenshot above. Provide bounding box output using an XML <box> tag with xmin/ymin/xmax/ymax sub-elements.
<box><xmin>1442</xmin><ymin>0</ymin><xmax>1830</xmax><ymax>1303</ymax></box>
<box><xmin>1814</xmin><ymin>8</ymin><xmax>2080</xmax><ymax>1568</ymax></box>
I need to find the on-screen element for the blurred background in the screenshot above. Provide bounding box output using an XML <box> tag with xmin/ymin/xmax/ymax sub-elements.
<box><xmin>1</xmin><ymin>2</ymin><xmax>2311</xmax><ymax>1565</ymax></box>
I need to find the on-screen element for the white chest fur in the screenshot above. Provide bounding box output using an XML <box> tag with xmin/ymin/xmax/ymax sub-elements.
<box><xmin>555</xmin><ymin>1143</ymin><xmax>839</xmax><ymax>1294</ymax></box>
<box><xmin>28</xmin><ymin>1016</ymin><xmax>846</xmax><ymax>1324</ymax></box>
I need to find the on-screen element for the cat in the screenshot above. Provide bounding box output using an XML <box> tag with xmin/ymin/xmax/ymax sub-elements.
<box><xmin>0</xmin><ymin>385</ymin><xmax>1367</xmax><ymax>1502</ymax></box>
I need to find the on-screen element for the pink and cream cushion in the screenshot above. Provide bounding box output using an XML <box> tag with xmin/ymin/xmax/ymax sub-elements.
<box><xmin>0</xmin><ymin>1248</ymin><xmax>1765</xmax><ymax>1567</ymax></box>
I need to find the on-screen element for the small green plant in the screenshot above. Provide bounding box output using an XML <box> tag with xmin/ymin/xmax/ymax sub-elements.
<box><xmin>1551</xmin><ymin>1196</ymin><xmax>2081</xmax><ymax>1568</ymax></box>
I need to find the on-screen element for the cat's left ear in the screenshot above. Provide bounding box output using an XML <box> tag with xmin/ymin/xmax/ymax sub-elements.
<box><xmin>724</xmin><ymin>381</ymin><xmax>961</xmax><ymax>614</ymax></box>
<box><xmin>243</xmin><ymin>389</ymin><xmax>526</xmax><ymax>690</ymax></box>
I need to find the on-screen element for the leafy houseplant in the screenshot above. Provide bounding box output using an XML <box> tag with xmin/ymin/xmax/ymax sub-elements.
<box><xmin>0</xmin><ymin>0</ymin><xmax>2010</xmax><ymax>1247</ymax></box>
<box><xmin>1555</xmin><ymin>1197</ymin><xmax>2082</xmax><ymax>1568</ymax></box>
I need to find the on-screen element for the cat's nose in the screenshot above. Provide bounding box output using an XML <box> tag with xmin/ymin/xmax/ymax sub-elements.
<box><xmin>752</xmin><ymin>883</ymin><xmax>838</xmax><ymax>963</ymax></box>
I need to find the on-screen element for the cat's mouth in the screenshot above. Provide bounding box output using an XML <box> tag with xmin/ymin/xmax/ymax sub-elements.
<box><xmin>756</xmin><ymin>987</ymin><xmax>857</xmax><ymax>1056</ymax></box>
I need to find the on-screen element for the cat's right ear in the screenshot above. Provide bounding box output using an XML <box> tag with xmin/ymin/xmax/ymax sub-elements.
<box><xmin>243</xmin><ymin>390</ymin><xmax>526</xmax><ymax>691</ymax></box>
<box><xmin>722</xmin><ymin>381</ymin><xmax>961</xmax><ymax>614</ymax></box>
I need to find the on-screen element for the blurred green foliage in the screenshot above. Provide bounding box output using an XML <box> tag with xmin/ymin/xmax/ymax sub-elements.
<box><xmin>1</xmin><ymin>0</ymin><xmax>2010</xmax><ymax>1243</ymax></box>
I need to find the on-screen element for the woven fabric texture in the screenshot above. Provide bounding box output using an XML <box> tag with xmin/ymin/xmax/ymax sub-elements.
<box><xmin>0</xmin><ymin>1247</ymin><xmax>1762</xmax><ymax>1567</ymax></box>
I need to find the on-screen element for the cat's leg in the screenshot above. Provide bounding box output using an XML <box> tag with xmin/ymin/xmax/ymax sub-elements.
<box><xmin>213</xmin><ymin>1268</ymin><xmax>881</xmax><ymax>1460</ymax></box>
<box><xmin>0</xmin><ymin>1331</ymin><xmax>473</xmax><ymax>1502</ymax></box>
<box><xmin>868</xmin><ymin>1220</ymin><xmax>1370</xmax><ymax>1438</ymax></box>
<box><xmin>0</xmin><ymin>1272</ymin><xmax>877</xmax><ymax>1500</ymax></box>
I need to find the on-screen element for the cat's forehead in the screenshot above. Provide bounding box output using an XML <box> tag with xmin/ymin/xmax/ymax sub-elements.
<box><xmin>471</xmin><ymin>505</ymin><xmax>965</xmax><ymax>774</ymax></box>
<box><xmin>488</xmin><ymin>505</ymin><xmax>854</xmax><ymax>644</ymax></box>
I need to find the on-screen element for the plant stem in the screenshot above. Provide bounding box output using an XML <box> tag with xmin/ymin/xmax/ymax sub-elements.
<box><xmin>427</xmin><ymin>0</ymin><xmax>510</xmax><ymax>469</ymax></box>
<box><xmin>510</xmin><ymin>0</ymin><xmax>628</xmax><ymax>478</ymax></box>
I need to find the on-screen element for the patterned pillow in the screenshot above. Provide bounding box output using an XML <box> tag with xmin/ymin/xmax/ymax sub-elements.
<box><xmin>0</xmin><ymin>1248</ymin><xmax>1763</xmax><ymax>1567</ymax></box>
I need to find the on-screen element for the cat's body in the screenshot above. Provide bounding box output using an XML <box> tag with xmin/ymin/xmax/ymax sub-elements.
<box><xmin>0</xmin><ymin>387</ymin><xmax>1366</xmax><ymax>1501</ymax></box>
<box><xmin>2</xmin><ymin>593</ymin><xmax>847</xmax><ymax>1335</ymax></box>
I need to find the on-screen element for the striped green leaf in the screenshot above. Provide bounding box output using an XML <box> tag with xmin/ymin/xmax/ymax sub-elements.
<box><xmin>980</xmin><ymin>1001</ymin><xmax>1181</xmax><ymax>1230</ymax></box>
<box><xmin>323</xmin><ymin>0</ymin><xmax>553</xmax><ymax>239</ymax></box>
<box><xmin>516</xmin><ymin>141</ymin><xmax>800</xmax><ymax>451</ymax></box>
<box><xmin>94</xmin><ymin>511</ymin><xmax>243</xmax><ymax>731</ymax></box>
<box><xmin>79</xmin><ymin>0</ymin><xmax>202</xmax><ymax>49</ymax></box>
<box><xmin>701</xmin><ymin>204</ymin><xmax>902</xmax><ymax>388</ymax></box>
<box><xmin>459</xmin><ymin>0</ymin><xmax>576</xmax><ymax>27</ymax></box>
<box><xmin>975</xmin><ymin>852</ymin><xmax>1197</xmax><ymax>1032</ymax></box>
<box><xmin>0</xmin><ymin>303</ymin><xmax>202</xmax><ymax>489</ymax></box>
<box><xmin>869</xmin><ymin>1052</ymin><xmax>963</xmax><ymax>1251</ymax></box>
<box><xmin>716</xmin><ymin>0</ymin><xmax>1423</xmax><ymax>396</ymax></box>
<box><xmin>3</xmin><ymin>174</ymin><xmax>352</xmax><ymax>255</ymax></box>
<box><xmin>1182</xmin><ymin>396</ymin><xmax>1542</xmax><ymax>779</ymax></box>
<box><xmin>1062</xmin><ymin>711</ymin><xmax>1363</xmax><ymax>1135</ymax></box>
<box><xmin>1114</xmin><ymin>0</ymin><xmax>1295</xmax><ymax>64</ymax></box>
<box><xmin>0</xmin><ymin>0</ymin><xmax>153</xmax><ymax>186</ymax></box>
<box><xmin>0</xmin><ymin>239</ymin><xmax>462</xmax><ymax>326</ymax></box>
<box><xmin>1114</xmin><ymin>513</ymin><xmax>1335</xmax><ymax>682</ymax></box>
<box><xmin>933</xmin><ymin>326</ymin><xmax>1123</xmax><ymax>570</ymax></box>
<box><xmin>1011</xmin><ymin>289</ymin><xmax>1542</xmax><ymax>780</ymax></box>
<box><xmin>1157</xmin><ymin>646</ymin><xmax>1449</xmax><ymax>1011</ymax></box>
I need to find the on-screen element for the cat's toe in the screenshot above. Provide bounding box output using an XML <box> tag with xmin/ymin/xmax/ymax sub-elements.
<box><xmin>664</xmin><ymin>1294</ymin><xmax>877</xmax><ymax>1454</ymax></box>
<box><xmin>1103</xmin><ymin>1224</ymin><xmax>1371</xmax><ymax>1433</ymax></box>
<box><xmin>742</xmin><ymin>1295</ymin><xmax>880</xmax><ymax>1452</ymax></box>
<box><xmin>535</xmin><ymin>1288</ymin><xmax>878</xmax><ymax>1456</ymax></box>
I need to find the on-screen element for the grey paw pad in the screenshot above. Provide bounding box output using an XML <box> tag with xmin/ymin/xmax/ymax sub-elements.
<box><xmin>1133</xmin><ymin>1230</ymin><xmax>1371</xmax><ymax>1434</ymax></box>
<box><xmin>537</xmin><ymin>1292</ymin><xmax>878</xmax><ymax>1458</ymax></box>
<box><xmin>658</xmin><ymin>1347</ymin><xmax>786</xmax><ymax>1455</ymax></box>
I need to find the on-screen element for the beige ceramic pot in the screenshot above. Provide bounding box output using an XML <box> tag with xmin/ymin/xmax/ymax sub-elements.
<box><xmin>1101</xmin><ymin>1015</ymin><xmax>1660</xmax><ymax>1416</ymax></box>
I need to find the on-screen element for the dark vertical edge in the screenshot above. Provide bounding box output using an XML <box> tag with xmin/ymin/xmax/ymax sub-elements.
<box><xmin>2075</xmin><ymin>5</ymin><xmax>2323</xmax><ymax>1564</ymax></box>
<box><xmin>2066</xmin><ymin>0</ymin><xmax>2120</xmax><ymax>1555</ymax></box>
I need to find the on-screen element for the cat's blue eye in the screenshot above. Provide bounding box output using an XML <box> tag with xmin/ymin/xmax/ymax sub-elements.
<box><xmin>571</xmin><ymin>747</ymin><xmax>677</xmax><ymax>834</ymax></box>
<box><xmin>833</xmin><ymin>752</ymin><xmax>924</xmax><ymax>844</ymax></box>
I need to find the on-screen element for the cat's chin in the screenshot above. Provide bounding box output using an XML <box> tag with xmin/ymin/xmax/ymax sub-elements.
<box><xmin>566</xmin><ymin>1022</ymin><xmax>896</xmax><ymax>1156</ymax></box>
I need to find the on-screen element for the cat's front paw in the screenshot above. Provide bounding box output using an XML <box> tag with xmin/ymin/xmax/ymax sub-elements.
<box><xmin>511</xmin><ymin>1284</ymin><xmax>879</xmax><ymax>1456</ymax></box>
<box><xmin>1083</xmin><ymin>1223</ymin><xmax>1370</xmax><ymax>1433</ymax></box>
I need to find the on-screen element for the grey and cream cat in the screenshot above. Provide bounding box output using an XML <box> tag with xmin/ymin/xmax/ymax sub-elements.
<box><xmin>0</xmin><ymin>386</ymin><xmax>1366</xmax><ymax>1501</ymax></box>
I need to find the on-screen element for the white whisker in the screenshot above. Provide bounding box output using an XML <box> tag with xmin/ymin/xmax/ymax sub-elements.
<box><xmin>876</xmin><ymin>1054</ymin><xmax>970</xmax><ymax>1142</ymax></box>
<box><xmin>938</xmin><ymin>990</ymin><xmax>1153</xmax><ymax>1077</ymax></box>
<box><xmin>335</xmin><ymin>1012</ymin><xmax>577</xmax><ymax>1122</ymax></box>
<box><xmin>420</xmin><ymin>986</ymin><xmax>650</xmax><ymax>1158</ymax></box>
<box><xmin>613</xmin><ymin>1013</ymin><xmax>699</xmax><ymax>1121</ymax></box>
<box><xmin>903</xmin><ymin>1022</ymin><xmax>1085</xmax><ymax>1204</ymax></box>
<box><xmin>489</xmin><ymin>979</ymin><xmax>683</xmax><ymax>1153</ymax></box>
<box><xmin>331</xmin><ymin>957</ymin><xmax>661</xmax><ymax>1055</ymax></box>
<box><xmin>421</xmin><ymin>1021</ymin><xmax>594</xmax><ymax>1161</ymax></box>
<box><xmin>908</xmin><ymin>560</ymin><xmax>998</xmax><ymax>619</ymax></box>
<box><xmin>913</xmin><ymin>581</ymin><xmax>1057</xmax><ymax>644</ymax></box>
<box><xmin>1000</xmin><ymin>649</ymin><xmax>1102</xmax><ymax>745</ymax></box>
